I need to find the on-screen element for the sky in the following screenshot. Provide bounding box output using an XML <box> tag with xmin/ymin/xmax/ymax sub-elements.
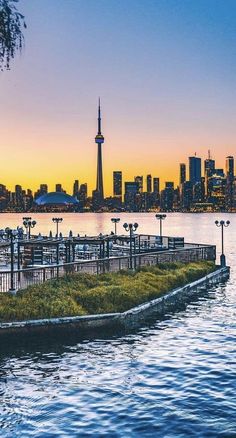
<box><xmin>0</xmin><ymin>0</ymin><xmax>236</xmax><ymax>195</ymax></box>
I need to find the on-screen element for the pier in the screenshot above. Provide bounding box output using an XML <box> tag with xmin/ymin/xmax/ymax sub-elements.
<box><xmin>0</xmin><ymin>229</ymin><xmax>216</xmax><ymax>292</ymax></box>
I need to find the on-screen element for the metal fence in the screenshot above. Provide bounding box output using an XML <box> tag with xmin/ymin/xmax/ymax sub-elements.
<box><xmin>0</xmin><ymin>244</ymin><xmax>216</xmax><ymax>293</ymax></box>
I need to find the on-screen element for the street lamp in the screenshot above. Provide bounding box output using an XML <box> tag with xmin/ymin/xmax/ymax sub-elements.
<box><xmin>52</xmin><ymin>217</ymin><xmax>63</xmax><ymax>238</ymax></box>
<box><xmin>215</xmin><ymin>220</ymin><xmax>230</xmax><ymax>267</ymax></box>
<box><xmin>111</xmin><ymin>217</ymin><xmax>120</xmax><ymax>235</ymax></box>
<box><xmin>123</xmin><ymin>222</ymin><xmax>139</xmax><ymax>269</ymax></box>
<box><xmin>0</xmin><ymin>228</ymin><xmax>18</xmax><ymax>292</ymax></box>
<box><xmin>23</xmin><ymin>217</ymin><xmax>37</xmax><ymax>239</ymax></box>
<box><xmin>155</xmin><ymin>214</ymin><xmax>167</xmax><ymax>246</ymax></box>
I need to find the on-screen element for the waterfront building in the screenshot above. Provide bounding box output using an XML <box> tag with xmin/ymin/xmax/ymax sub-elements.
<box><xmin>124</xmin><ymin>182</ymin><xmax>139</xmax><ymax>211</ymax></box>
<box><xmin>204</xmin><ymin>151</ymin><xmax>215</xmax><ymax>200</ymax></box>
<box><xmin>226</xmin><ymin>156</ymin><xmax>234</xmax><ymax>210</ymax></box>
<box><xmin>73</xmin><ymin>180</ymin><xmax>80</xmax><ymax>198</ymax></box>
<box><xmin>180</xmin><ymin>163</ymin><xmax>186</xmax><ymax>185</ymax></box>
<box><xmin>160</xmin><ymin>182</ymin><xmax>174</xmax><ymax>211</ymax></box>
<box><xmin>146</xmin><ymin>174</ymin><xmax>152</xmax><ymax>193</ymax></box>
<box><xmin>35</xmin><ymin>192</ymin><xmax>79</xmax><ymax>212</ymax></box>
<box><xmin>78</xmin><ymin>183</ymin><xmax>88</xmax><ymax>208</ymax></box>
<box><xmin>153</xmin><ymin>177</ymin><xmax>160</xmax><ymax>195</ymax></box>
<box><xmin>189</xmin><ymin>156</ymin><xmax>202</xmax><ymax>184</ymax></box>
<box><xmin>134</xmin><ymin>176</ymin><xmax>143</xmax><ymax>193</ymax></box>
<box><xmin>152</xmin><ymin>177</ymin><xmax>160</xmax><ymax>208</ymax></box>
<box><xmin>182</xmin><ymin>181</ymin><xmax>193</xmax><ymax>210</ymax></box>
<box><xmin>113</xmin><ymin>171</ymin><xmax>122</xmax><ymax>198</ymax></box>
<box><xmin>193</xmin><ymin>178</ymin><xmax>205</xmax><ymax>203</ymax></box>
<box><xmin>207</xmin><ymin>171</ymin><xmax>226</xmax><ymax>210</ymax></box>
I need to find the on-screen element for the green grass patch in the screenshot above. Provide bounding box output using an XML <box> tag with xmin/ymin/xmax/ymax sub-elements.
<box><xmin>0</xmin><ymin>261</ymin><xmax>216</xmax><ymax>322</ymax></box>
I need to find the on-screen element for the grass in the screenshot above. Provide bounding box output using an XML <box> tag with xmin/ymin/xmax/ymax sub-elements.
<box><xmin>0</xmin><ymin>261</ymin><xmax>216</xmax><ymax>323</ymax></box>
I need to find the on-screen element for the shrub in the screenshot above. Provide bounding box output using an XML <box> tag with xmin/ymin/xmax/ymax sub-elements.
<box><xmin>0</xmin><ymin>261</ymin><xmax>215</xmax><ymax>322</ymax></box>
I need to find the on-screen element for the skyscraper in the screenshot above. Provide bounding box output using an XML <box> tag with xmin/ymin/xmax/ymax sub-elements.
<box><xmin>73</xmin><ymin>180</ymin><xmax>79</xmax><ymax>198</ymax></box>
<box><xmin>113</xmin><ymin>171</ymin><xmax>122</xmax><ymax>197</ymax></box>
<box><xmin>179</xmin><ymin>163</ymin><xmax>186</xmax><ymax>185</ymax></box>
<box><xmin>95</xmin><ymin>98</ymin><xmax>105</xmax><ymax>201</ymax></box>
<box><xmin>189</xmin><ymin>156</ymin><xmax>202</xmax><ymax>184</ymax></box>
<box><xmin>226</xmin><ymin>156</ymin><xmax>234</xmax><ymax>209</ymax></box>
<box><xmin>146</xmin><ymin>174</ymin><xmax>152</xmax><ymax>193</ymax></box>
<box><xmin>226</xmin><ymin>156</ymin><xmax>234</xmax><ymax>180</ymax></box>
<box><xmin>124</xmin><ymin>182</ymin><xmax>139</xmax><ymax>211</ymax></box>
<box><xmin>204</xmin><ymin>151</ymin><xmax>215</xmax><ymax>200</ymax></box>
<box><xmin>134</xmin><ymin>176</ymin><xmax>143</xmax><ymax>193</ymax></box>
<box><xmin>204</xmin><ymin>151</ymin><xmax>215</xmax><ymax>178</ymax></box>
<box><xmin>153</xmin><ymin>177</ymin><xmax>160</xmax><ymax>195</ymax></box>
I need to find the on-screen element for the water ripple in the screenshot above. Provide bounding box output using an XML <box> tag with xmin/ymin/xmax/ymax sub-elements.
<box><xmin>1</xmin><ymin>214</ymin><xmax>236</xmax><ymax>437</ymax></box>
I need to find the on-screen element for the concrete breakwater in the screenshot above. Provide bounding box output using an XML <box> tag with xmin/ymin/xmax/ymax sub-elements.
<box><xmin>0</xmin><ymin>266</ymin><xmax>230</xmax><ymax>337</ymax></box>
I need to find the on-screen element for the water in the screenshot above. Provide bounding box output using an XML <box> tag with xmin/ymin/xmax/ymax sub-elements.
<box><xmin>0</xmin><ymin>213</ymin><xmax>235</xmax><ymax>437</ymax></box>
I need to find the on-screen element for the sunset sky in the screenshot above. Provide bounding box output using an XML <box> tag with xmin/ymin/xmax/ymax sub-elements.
<box><xmin>0</xmin><ymin>0</ymin><xmax>236</xmax><ymax>195</ymax></box>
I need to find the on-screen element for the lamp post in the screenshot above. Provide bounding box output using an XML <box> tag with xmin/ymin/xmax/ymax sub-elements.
<box><xmin>123</xmin><ymin>222</ymin><xmax>138</xmax><ymax>269</ymax></box>
<box><xmin>23</xmin><ymin>217</ymin><xmax>37</xmax><ymax>239</ymax></box>
<box><xmin>0</xmin><ymin>228</ymin><xmax>18</xmax><ymax>292</ymax></box>
<box><xmin>111</xmin><ymin>217</ymin><xmax>120</xmax><ymax>235</ymax></box>
<box><xmin>52</xmin><ymin>217</ymin><xmax>63</xmax><ymax>238</ymax></box>
<box><xmin>215</xmin><ymin>220</ymin><xmax>230</xmax><ymax>267</ymax></box>
<box><xmin>155</xmin><ymin>214</ymin><xmax>167</xmax><ymax>246</ymax></box>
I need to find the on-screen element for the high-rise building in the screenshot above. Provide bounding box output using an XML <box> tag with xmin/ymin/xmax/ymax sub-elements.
<box><xmin>15</xmin><ymin>185</ymin><xmax>23</xmax><ymax>208</ymax></box>
<box><xmin>95</xmin><ymin>98</ymin><xmax>105</xmax><ymax>201</ymax></box>
<box><xmin>189</xmin><ymin>156</ymin><xmax>202</xmax><ymax>184</ymax></box>
<box><xmin>79</xmin><ymin>183</ymin><xmax>88</xmax><ymax>207</ymax></box>
<box><xmin>160</xmin><ymin>183</ymin><xmax>174</xmax><ymax>211</ymax></box>
<box><xmin>208</xmin><ymin>172</ymin><xmax>226</xmax><ymax>210</ymax></box>
<box><xmin>204</xmin><ymin>151</ymin><xmax>215</xmax><ymax>200</ymax></box>
<box><xmin>226</xmin><ymin>156</ymin><xmax>234</xmax><ymax>210</ymax></box>
<box><xmin>226</xmin><ymin>156</ymin><xmax>234</xmax><ymax>179</ymax></box>
<box><xmin>179</xmin><ymin>164</ymin><xmax>186</xmax><ymax>185</ymax></box>
<box><xmin>182</xmin><ymin>181</ymin><xmax>193</xmax><ymax>210</ymax></box>
<box><xmin>113</xmin><ymin>171</ymin><xmax>122</xmax><ymax>197</ymax></box>
<box><xmin>134</xmin><ymin>176</ymin><xmax>143</xmax><ymax>193</ymax></box>
<box><xmin>193</xmin><ymin>180</ymin><xmax>204</xmax><ymax>203</ymax></box>
<box><xmin>73</xmin><ymin>180</ymin><xmax>79</xmax><ymax>198</ymax></box>
<box><xmin>204</xmin><ymin>151</ymin><xmax>215</xmax><ymax>177</ymax></box>
<box><xmin>124</xmin><ymin>182</ymin><xmax>139</xmax><ymax>211</ymax></box>
<box><xmin>153</xmin><ymin>177</ymin><xmax>160</xmax><ymax>195</ymax></box>
<box><xmin>146</xmin><ymin>174</ymin><xmax>152</xmax><ymax>193</ymax></box>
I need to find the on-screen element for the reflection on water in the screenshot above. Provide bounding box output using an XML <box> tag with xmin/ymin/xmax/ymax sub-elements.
<box><xmin>0</xmin><ymin>213</ymin><xmax>235</xmax><ymax>437</ymax></box>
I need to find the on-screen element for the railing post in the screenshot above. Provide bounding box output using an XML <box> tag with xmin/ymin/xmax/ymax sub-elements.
<box><xmin>56</xmin><ymin>242</ymin><xmax>59</xmax><ymax>279</ymax></box>
<box><xmin>17</xmin><ymin>241</ymin><xmax>21</xmax><ymax>285</ymax></box>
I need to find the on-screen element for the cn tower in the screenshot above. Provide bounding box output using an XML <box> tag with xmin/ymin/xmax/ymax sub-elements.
<box><xmin>95</xmin><ymin>98</ymin><xmax>105</xmax><ymax>200</ymax></box>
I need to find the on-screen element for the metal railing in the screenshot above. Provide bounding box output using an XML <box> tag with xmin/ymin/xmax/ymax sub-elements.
<box><xmin>0</xmin><ymin>244</ymin><xmax>216</xmax><ymax>293</ymax></box>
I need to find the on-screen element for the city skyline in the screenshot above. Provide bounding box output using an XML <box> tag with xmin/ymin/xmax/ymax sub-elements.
<box><xmin>0</xmin><ymin>0</ymin><xmax>236</xmax><ymax>195</ymax></box>
<box><xmin>0</xmin><ymin>149</ymin><xmax>234</xmax><ymax>197</ymax></box>
<box><xmin>0</xmin><ymin>148</ymin><xmax>234</xmax><ymax>213</ymax></box>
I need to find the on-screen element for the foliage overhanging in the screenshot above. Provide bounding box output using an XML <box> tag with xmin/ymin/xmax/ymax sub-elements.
<box><xmin>0</xmin><ymin>0</ymin><xmax>26</xmax><ymax>70</ymax></box>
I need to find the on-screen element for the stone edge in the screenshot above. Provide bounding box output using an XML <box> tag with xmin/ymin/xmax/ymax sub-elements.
<box><xmin>0</xmin><ymin>266</ymin><xmax>230</xmax><ymax>335</ymax></box>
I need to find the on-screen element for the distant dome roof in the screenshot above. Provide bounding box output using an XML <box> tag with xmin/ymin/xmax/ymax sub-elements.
<box><xmin>35</xmin><ymin>192</ymin><xmax>79</xmax><ymax>206</ymax></box>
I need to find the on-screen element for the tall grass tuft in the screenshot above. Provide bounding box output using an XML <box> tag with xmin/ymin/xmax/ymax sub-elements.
<box><xmin>0</xmin><ymin>261</ymin><xmax>215</xmax><ymax>322</ymax></box>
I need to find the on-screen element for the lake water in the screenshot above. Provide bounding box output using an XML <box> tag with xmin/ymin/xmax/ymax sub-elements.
<box><xmin>0</xmin><ymin>213</ymin><xmax>235</xmax><ymax>437</ymax></box>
